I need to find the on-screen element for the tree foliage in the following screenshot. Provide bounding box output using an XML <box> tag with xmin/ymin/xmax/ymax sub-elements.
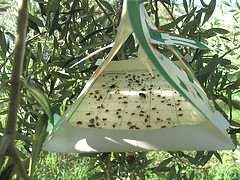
<box><xmin>0</xmin><ymin>0</ymin><xmax>240</xmax><ymax>179</ymax></box>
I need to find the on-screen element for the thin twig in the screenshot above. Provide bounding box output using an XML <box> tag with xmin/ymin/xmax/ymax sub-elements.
<box><xmin>220</xmin><ymin>44</ymin><xmax>240</xmax><ymax>58</ymax></box>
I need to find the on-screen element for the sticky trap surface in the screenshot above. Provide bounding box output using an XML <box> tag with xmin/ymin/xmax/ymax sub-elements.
<box><xmin>69</xmin><ymin>60</ymin><xmax>205</xmax><ymax>130</ymax></box>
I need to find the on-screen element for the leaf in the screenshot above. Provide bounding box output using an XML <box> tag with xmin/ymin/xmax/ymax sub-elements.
<box><xmin>21</xmin><ymin>79</ymin><xmax>53</xmax><ymax>124</ymax></box>
<box><xmin>29</xmin><ymin>14</ymin><xmax>44</xmax><ymax>27</ymax></box>
<box><xmin>189</xmin><ymin>171</ymin><xmax>195</xmax><ymax>180</ymax></box>
<box><xmin>202</xmin><ymin>0</ymin><xmax>216</xmax><ymax>25</ymax></box>
<box><xmin>98</xmin><ymin>0</ymin><xmax>114</xmax><ymax>13</ymax></box>
<box><xmin>182</xmin><ymin>20</ymin><xmax>197</xmax><ymax>35</ymax></box>
<box><xmin>49</xmin><ymin>9</ymin><xmax>61</xmax><ymax>36</ymax></box>
<box><xmin>0</xmin><ymin>110</ymin><xmax>8</xmax><ymax>115</ymax></box>
<box><xmin>182</xmin><ymin>153</ymin><xmax>200</xmax><ymax>165</ymax></box>
<box><xmin>0</xmin><ymin>163</ymin><xmax>15</xmax><ymax>180</ymax></box>
<box><xmin>47</xmin><ymin>0</ymin><xmax>60</xmax><ymax>14</ymax></box>
<box><xmin>169</xmin><ymin>165</ymin><xmax>177</xmax><ymax>178</ymax></box>
<box><xmin>159</xmin><ymin>0</ymin><xmax>171</xmax><ymax>5</ymax></box>
<box><xmin>28</xmin><ymin>14</ymin><xmax>44</xmax><ymax>32</ymax></box>
<box><xmin>28</xmin><ymin>19</ymin><xmax>40</xmax><ymax>33</ymax></box>
<box><xmin>0</xmin><ymin>30</ymin><xmax>7</xmax><ymax>58</ymax></box>
<box><xmin>200</xmin><ymin>0</ymin><xmax>208</xmax><ymax>7</ymax></box>
<box><xmin>155</xmin><ymin>157</ymin><xmax>173</xmax><ymax>171</ymax></box>
<box><xmin>219</xmin><ymin>36</ymin><xmax>231</xmax><ymax>41</ymax></box>
<box><xmin>184</xmin><ymin>7</ymin><xmax>197</xmax><ymax>23</ymax></box>
<box><xmin>195</xmin><ymin>11</ymin><xmax>203</xmax><ymax>27</ymax></box>
<box><xmin>38</xmin><ymin>0</ymin><xmax>47</xmax><ymax>16</ymax></box>
<box><xmin>183</xmin><ymin>0</ymin><xmax>188</xmax><ymax>14</ymax></box>
<box><xmin>209</xmin><ymin>28</ymin><xmax>230</xmax><ymax>34</ymax></box>
<box><xmin>160</xmin><ymin>14</ymin><xmax>187</xmax><ymax>30</ymax></box>
<box><xmin>237</xmin><ymin>1</ymin><xmax>240</xmax><ymax>10</ymax></box>
<box><xmin>220</xmin><ymin>58</ymin><xmax>231</xmax><ymax>66</ymax></box>
<box><xmin>213</xmin><ymin>151</ymin><xmax>223</xmax><ymax>164</ymax></box>
<box><xmin>199</xmin><ymin>151</ymin><xmax>214</xmax><ymax>166</ymax></box>
<box><xmin>31</xmin><ymin>114</ymin><xmax>48</xmax><ymax>175</ymax></box>
<box><xmin>197</xmin><ymin>55</ymin><xmax>220</xmax><ymax>79</ymax></box>
<box><xmin>227</xmin><ymin>70</ymin><xmax>240</xmax><ymax>81</ymax></box>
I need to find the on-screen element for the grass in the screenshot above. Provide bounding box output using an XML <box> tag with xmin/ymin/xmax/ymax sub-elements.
<box><xmin>35</xmin><ymin>150</ymin><xmax>240</xmax><ymax>179</ymax></box>
<box><xmin>35</xmin><ymin>153</ymin><xmax>94</xmax><ymax>179</ymax></box>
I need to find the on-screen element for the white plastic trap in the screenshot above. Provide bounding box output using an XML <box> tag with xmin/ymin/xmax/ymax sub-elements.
<box><xmin>43</xmin><ymin>59</ymin><xmax>234</xmax><ymax>153</ymax></box>
<box><xmin>43</xmin><ymin>0</ymin><xmax>234</xmax><ymax>153</ymax></box>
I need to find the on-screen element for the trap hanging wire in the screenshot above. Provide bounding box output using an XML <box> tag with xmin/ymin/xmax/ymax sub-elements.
<box><xmin>43</xmin><ymin>0</ymin><xmax>234</xmax><ymax>153</ymax></box>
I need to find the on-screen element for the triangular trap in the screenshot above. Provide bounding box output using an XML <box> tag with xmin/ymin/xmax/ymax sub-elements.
<box><xmin>43</xmin><ymin>1</ymin><xmax>234</xmax><ymax>153</ymax></box>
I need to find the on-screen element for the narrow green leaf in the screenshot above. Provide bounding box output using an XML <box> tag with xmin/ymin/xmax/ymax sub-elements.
<box><xmin>28</xmin><ymin>19</ymin><xmax>40</xmax><ymax>33</ymax></box>
<box><xmin>227</xmin><ymin>70</ymin><xmax>240</xmax><ymax>81</ymax></box>
<box><xmin>184</xmin><ymin>7</ymin><xmax>197</xmax><ymax>23</ymax></box>
<box><xmin>213</xmin><ymin>151</ymin><xmax>223</xmax><ymax>163</ymax></box>
<box><xmin>197</xmin><ymin>55</ymin><xmax>220</xmax><ymax>78</ymax></box>
<box><xmin>0</xmin><ymin>163</ymin><xmax>15</xmax><ymax>180</ymax></box>
<box><xmin>202</xmin><ymin>0</ymin><xmax>216</xmax><ymax>25</ymax></box>
<box><xmin>48</xmin><ymin>10</ymin><xmax>61</xmax><ymax>36</ymax></box>
<box><xmin>160</xmin><ymin>14</ymin><xmax>187</xmax><ymax>30</ymax></box>
<box><xmin>0</xmin><ymin>110</ymin><xmax>8</xmax><ymax>115</ymax></box>
<box><xmin>199</xmin><ymin>151</ymin><xmax>214</xmax><ymax>166</ymax></box>
<box><xmin>200</xmin><ymin>0</ymin><xmax>207</xmax><ymax>7</ymax></box>
<box><xmin>189</xmin><ymin>171</ymin><xmax>195</xmax><ymax>180</ymax></box>
<box><xmin>98</xmin><ymin>0</ymin><xmax>114</xmax><ymax>13</ymax></box>
<box><xmin>169</xmin><ymin>166</ymin><xmax>177</xmax><ymax>178</ymax></box>
<box><xmin>200</xmin><ymin>30</ymin><xmax>216</xmax><ymax>39</ymax></box>
<box><xmin>183</xmin><ymin>0</ymin><xmax>188</xmax><ymax>14</ymax></box>
<box><xmin>159</xmin><ymin>0</ymin><xmax>171</xmax><ymax>5</ymax></box>
<box><xmin>182</xmin><ymin>153</ymin><xmax>200</xmax><ymax>165</ymax></box>
<box><xmin>195</xmin><ymin>11</ymin><xmax>203</xmax><ymax>27</ymax></box>
<box><xmin>209</xmin><ymin>28</ymin><xmax>230</xmax><ymax>34</ymax></box>
<box><xmin>219</xmin><ymin>36</ymin><xmax>231</xmax><ymax>41</ymax></box>
<box><xmin>0</xmin><ymin>30</ymin><xmax>7</xmax><ymax>58</ymax></box>
<box><xmin>155</xmin><ymin>157</ymin><xmax>173</xmax><ymax>171</ymax></box>
<box><xmin>31</xmin><ymin>115</ymin><xmax>48</xmax><ymax>175</ymax></box>
<box><xmin>182</xmin><ymin>20</ymin><xmax>197</xmax><ymax>35</ymax></box>
<box><xmin>237</xmin><ymin>1</ymin><xmax>240</xmax><ymax>10</ymax></box>
<box><xmin>29</xmin><ymin>14</ymin><xmax>44</xmax><ymax>27</ymax></box>
<box><xmin>21</xmin><ymin>79</ymin><xmax>53</xmax><ymax>124</ymax></box>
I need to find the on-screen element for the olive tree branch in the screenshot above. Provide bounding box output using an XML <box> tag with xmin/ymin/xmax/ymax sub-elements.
<box><xmin>0</xmin><ymin>0</ymin><xmax>30</xmax><ymax>179</ymax></box>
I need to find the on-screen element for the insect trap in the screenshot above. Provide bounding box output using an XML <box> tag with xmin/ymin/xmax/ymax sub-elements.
<box><xmin>43</xmin><ymin>1</ymin><xmax>234</xmax><ymax>153</ymax></box>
